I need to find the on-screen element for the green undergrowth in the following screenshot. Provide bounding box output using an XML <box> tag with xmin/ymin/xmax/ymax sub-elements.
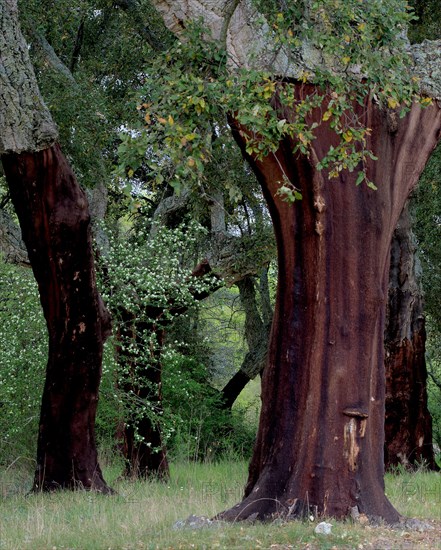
<box><xmin>0</xmin><ymin>461</ymin><xmax>440</xmax><ymax>549</ymax></box>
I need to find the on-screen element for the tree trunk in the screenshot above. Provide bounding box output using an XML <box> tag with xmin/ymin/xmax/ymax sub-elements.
<box><xmin>117</xmin><ymin>313</ymin><xmax>169</xmax><ymax>480</ymax></box>
<box><xmin>0</xmin><ymin>0</ymin><xmax>112</xmax><ymax>493</ymax></box>
<box><xmin>2</xmin><ymin>144</ymin><xmax>112</xmax><ymax>492</ymax></box>
<box><xmin>221</xmin><ymin>270</ymin><xmax>272</xmax><ymax>409</ymax></box>
<box><xmin>219</xmin><ymin>91</ymin><xmax>441</xmax><ymax>522</ymax></box>
<box><xmin>384</xmin><ymin>201</ymin><xmax>439</xmax><ymax>471</ymax></box>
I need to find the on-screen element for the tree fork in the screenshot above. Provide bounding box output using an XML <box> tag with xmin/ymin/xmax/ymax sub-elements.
<box><xmin>218</xmin><ymin>92</ymin><xmax>441</xmax><ymax>523</ymax></box>
<box><xmin>2</xmin><ymin>144</ymin><xmax>112</xmax><ymax>493</ymax></box>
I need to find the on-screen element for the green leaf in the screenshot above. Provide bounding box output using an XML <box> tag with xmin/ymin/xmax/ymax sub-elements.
<box><xmin>355</xmin><ymin>171</ymin><xmax>365</xmax><ymax>186</ymax></box>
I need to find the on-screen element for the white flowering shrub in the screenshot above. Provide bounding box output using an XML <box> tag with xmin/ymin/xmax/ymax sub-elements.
<box><xmin>0</xmin><ymin>259</ymin><xmax>47</xmax><ymax>465</ymax></box>
<box><xmin>97</xmin><ymin>221</ymin><xmax>220</xmax><ymax>455</ymax></box>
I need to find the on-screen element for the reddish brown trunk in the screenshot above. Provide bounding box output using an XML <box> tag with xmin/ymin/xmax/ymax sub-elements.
<box><xmin>1</xmin><ymin>144</ymin><xmax>112</xmax><ymax>493</ymax></box>
<box><xmin>220</xmin><ymin>91</ymin><xmax>441</xmax><ymax>522</ymax></box>
<box><xmin>385</xmin><ymin>202</ymin><xmax>439</xmax><ymax>471</ymax></box>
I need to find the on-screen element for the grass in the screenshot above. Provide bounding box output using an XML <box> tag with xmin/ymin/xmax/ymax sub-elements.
<box><xmin>0</xmin><ymin>460</ymin><xmax>440</xmax><ymax>549</ymax></box>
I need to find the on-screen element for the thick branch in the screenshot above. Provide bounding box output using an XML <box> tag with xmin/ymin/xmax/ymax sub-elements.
<box><xmin>69</xmin><ymin>19</ymin><xmax>85</xmax><ymax>74</ymax></box>
<box><xmin>151</xmin><ymin>190</ymin><xmax>276</xmax><ymax>283</ymax></box>
<box><xmin>221</xmin><ymin>272</ymin><xmax>272</xmax><ymax>408</ymax></box>
<box><xmin>28</xmin><ymin>29</ymin><xmax>78</xmax><ymax>87</ymax></box>
<box><xmin>150</xmin><ymin>1</ymin><xmax>441</xmax><ymax>98</ymax></box>
<box><xmin>411</xmin><ymin>40</ymin><xmax>441</xmax><ymax>99</ymax></box>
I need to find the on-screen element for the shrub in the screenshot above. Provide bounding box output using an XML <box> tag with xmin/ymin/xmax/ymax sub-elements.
<box><xmin>162</xmin><ymin>351</ymin><xmax>257</xmax><ymax>462</ymax></box>
<box><xmin>0</xmin><ymin>259</ymin><xmax>47</xmax><ymax>466</ymax></box>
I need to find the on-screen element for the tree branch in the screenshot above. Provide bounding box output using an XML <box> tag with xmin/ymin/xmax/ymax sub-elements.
<box><xmin>27</xmin><ymin>28</ymin><xmax>78</xmax><ymax>87</ymax></box>
<box><xmin>150</xmin><ymin>1</ymin><xmax>441</xmax><ymax>99</ymax></box>
<box><xmin>69</xmin><ymin>18</ymin><xmax>85</xmax><ymax>74</ymax></box>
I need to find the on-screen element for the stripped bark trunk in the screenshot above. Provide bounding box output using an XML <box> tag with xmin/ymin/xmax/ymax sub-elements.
<box><xmin>218</xmin><ymin>92</ymin><xmax>441</xmax><ymax>522</ymax></box>
<box><xmin>0</xmin><ymin>0</ymin><xmax>112</xmax><ymax>492</ymax></box>
<box><xmin>2</xmin><ymin>145</ymin><xmax>112</xmax><ymax>492</ymax></box>
<box><xmin>384</xmin><ymin>201</ymin><xmax>439</xmax><ymax>470</ymax></box>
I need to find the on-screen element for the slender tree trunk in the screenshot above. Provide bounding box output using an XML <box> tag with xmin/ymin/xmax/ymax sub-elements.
<box><xmin>384</xmin><ymin>201</ymin><xmax>439</xmax><ymax>470</ymax></box>
<box><xmin>117</xmin><ymin>313</ymin><xmax>169</xmax><ymax>480</ymax></box>
<box><xmin>219</xmin><ymin>91</ymin><xmax>441</xmax><ymax>522</ymax></box>
<box><xmin>2</xmin><ymin>144</ymin><xmax>112</xmax><ymax>492</ymax></box>
<box><xmin>221</xmin><ymin>269</ymin><xmax>272</xmax><ymax>409</ymax></box>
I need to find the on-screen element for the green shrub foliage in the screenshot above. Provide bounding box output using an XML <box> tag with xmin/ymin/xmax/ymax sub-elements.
<box><xmin>0</xmin><ymin>260</ymin><xmax>47</xmax><ymax>465</ymax></box>
<box><xmin>96</xmin><ymin>220</ymin><xmax>257</xmax><ymax>460</ymax></box>
<box><xmin>162</xmin><ymin>351</ymin><xmax>257</xmax><ymax>461</ymax></box>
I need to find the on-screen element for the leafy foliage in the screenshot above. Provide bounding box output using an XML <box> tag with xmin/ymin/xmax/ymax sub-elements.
<box><xmin>98</xmin><ymin>220</ymin><xmax>216</xmax><ymax>317</ymax></box>
<box><xmin>0</xmin><ymin>260</ymin><xmax>47</xmax><ymax>465</ymax></box>
<box><xmin>96</xmin><ymin>221</ymin><xmax>220</xmax><ymax>453</ymax></box>
<box><xmin>408</xmin><ymin>0</ymin><xmax>441</xmax><ymax>42</ymax></box>
<box><xmin>19</xmin><ymin>0</ymin><xmax>160</xmax><ymax>188</ymax></box>
<box><xmin>162</xmin><ymin>352</ymin><xmax>256</xmax><ymax>461</ymax></box>
<box><xmin>118</xmin><ymin>1</ymin><xmax>425</xmax><ymax>194</ymax></box>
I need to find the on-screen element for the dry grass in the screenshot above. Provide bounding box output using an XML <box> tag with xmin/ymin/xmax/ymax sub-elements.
<box><xmin>0</xmin><ymin>460</ymin><xmax>440</xmax><ymax>549</ymax></box>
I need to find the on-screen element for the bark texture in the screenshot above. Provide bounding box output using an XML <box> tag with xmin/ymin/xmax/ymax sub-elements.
<box><xmin>150</xmin><ymin>0</ymin><xmax>441</xmax><ymax>522</ymax></box>
<box><xmin>1</xmin><ymin>0</ymin><xmax>112</xmax><ymax>493</ymax></box>
<box><xmin>384</xmin><ymin>202</ymin><xmax>438</xmax><ymax>470</ymax></box>
<box><xmin>0</xmin><ymin>0</ymin><xmax>58</xmax><ymax>153</ymax></box>
<box><xmin>218</xmin><ymin>93</ymin><xmax>441</xmax><ymax>522</ymax></box>
<box><xmin>0</xmin><ymin>208</ymin><xmax>29</xmax><ymax>265</ymax></box>
<box><xmin>2</xmin><ymin>144</ymin><xmax>112</xmax><ymax>492</ymax></box>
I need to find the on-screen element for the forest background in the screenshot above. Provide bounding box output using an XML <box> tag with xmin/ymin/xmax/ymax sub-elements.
<box><xmin>0</xmin><ymin>0</ymin><xmax>440</xmax><ymax>502</ymax></box>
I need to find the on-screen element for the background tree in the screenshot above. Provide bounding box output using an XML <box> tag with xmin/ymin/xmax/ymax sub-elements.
<box><xmin>410</xmin><ymin>0</ymin><xmax>441</xmax><ymax>457</ymax></box>
<box><xmin>413</xmin><ymin>143</ymin><xmax>441</xmax><ymax>455</ymax></box>
<box><xmin>384</xmin><ymin>202</ymin><xmax>438</xmax><ymax>470</ymax></box>
<box><xmin>98</xmin><ymin>221</ymin><xmax>221</xmax><ymax>478</ymax></box>
<box><xmin>382</xmin><ymin>0</ymin><xmax>441</xmax><ymax>471</ymax></box>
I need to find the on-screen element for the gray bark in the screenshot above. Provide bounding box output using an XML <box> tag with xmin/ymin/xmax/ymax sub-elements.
<box><xmin>28</xmin><ymin>29</ymin><xmax>78</xmax><ymax>87</ymax></box>
<box><xmin>0</xmin><ymin>0</ymin><xmax>58</xmax><ymax>154</ymax></box>
<box><xmin>150</xmin><ymin>1</ymin><xmax>441</xmax><ymax>98</ymax></box>
<box><xmin>237</xmin><ymin>274</ymin><xmax>269</xmax><ymax>379</ymax></box>
<box><xmin>0</xmin><ymin>208</ymin><xmax>29</xmax><ymax>265</ymax></box>
<box><xmin>209</xmin><ymin>191</ymin><xmax>226</xmax><ymax>235</ymax></box>
<box><xmin>151</xmin><ymin>188</ymin><xmax>276</xmax><ymax>283</ymax></box>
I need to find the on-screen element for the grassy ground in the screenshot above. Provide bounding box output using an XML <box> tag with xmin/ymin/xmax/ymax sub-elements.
<box><xmin>0</xmin><ymin>460</ymin><xmax>440</xmax><ymax>549</ymax></box>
